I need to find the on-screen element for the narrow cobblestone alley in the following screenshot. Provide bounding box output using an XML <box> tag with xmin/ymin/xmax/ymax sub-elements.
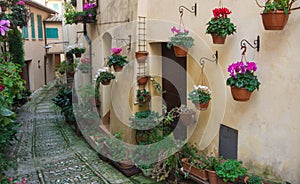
<box><xmin>7</xmin><ymin>83</ymin><xmax>156</xmax><ymax>184</ymax></box>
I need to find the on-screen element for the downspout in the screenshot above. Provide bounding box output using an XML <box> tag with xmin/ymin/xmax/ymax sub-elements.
<box><xmin>43</xmin><ymin>21</ymin><xmax>48</xmax><ymax>85</ymax></box>
<box><xmin>83</xmin><ymin>23</ymin><xmax>92</xmax><ymax>83</ymax></box>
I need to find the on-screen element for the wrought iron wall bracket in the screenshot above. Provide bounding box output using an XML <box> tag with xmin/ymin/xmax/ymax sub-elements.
<box><xmin>199</xmin><ymin>51</ymin><xmax>218</xmax><ymax>68</ymax></box>
<box><xmin>179</xmin><ymin>3</ymin><xmax>197</xmax><ymax>16</ymax></box>
<box><xmin>115</xmin><ymin>35</ymin><xmax>132</xmax><ymax>51</ymax></box>
<box><xmin>240</xmin><ymin>35</ymin><xmax>260</xmax><ymax>52</ymax></box>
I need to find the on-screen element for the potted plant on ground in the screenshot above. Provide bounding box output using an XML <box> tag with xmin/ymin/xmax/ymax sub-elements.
<box><xmin>167</xmin><ymin>26</ymin><xmax>194</xmax><ymax>57</ymax></box>
<box><xmin>256</xmin><ymin>0</ymin><xmax>300</xmax><ymax>30</ymax></box>
<box><xmin>188</xmin><ymin>85</ymin><xmax>212</xmax><ymax>111</ymax></box>
<box><xmin>95</xmin><ymin>67</ymin><xmax>115</xmax><ymax>85</ymax></box>
<box><xmin>206</xmin><ymin>7</ymin><xmax>236</xmax><ymax>44</ymax></box>
<box><xmin>77</xmin><ymin>58</ymin><xmax>91</xmax><ymax>73</ymax></box>
<box><xmin>226</xmin><ymin>61</ymin><xmax>260</xmax><ymax>101</ymax></box>
<box><xmin>216</xmin><ymin>159</ymin><xmax>247</xmax><ymax>184</ymax></box>
<box><xmin>244</xmin><ymin>174</ymin><xmax>264</xmax><ymax>184</ymax></box>
<box><xmin>107</xmin><ymin>47</ymin><xmax>129</xmax><ymax>72</ymax></box>
<box><xmin>202</xmin><ymin>156</ymin><xmax>222</xmax><ymax>184</ymax></box>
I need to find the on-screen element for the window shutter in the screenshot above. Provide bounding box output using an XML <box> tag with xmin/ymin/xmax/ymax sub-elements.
<box><xmin>46</xmin><ymin>28</ymin><xmax>59</xmax><ymax>39</ymax></box>
<box><xmin>37</xmin><ymin>15</ymin><xmax>43</xmax><ymax>39</ymax></box>
<box><xmin>22</xmin><ymin>26</ymin><xmax>28</xmax><ymax>39</ymax></box>
<box><xmin>30</xmin><ymin>13</ymin><xmax>35</xmax><ymax>39</ymax></box>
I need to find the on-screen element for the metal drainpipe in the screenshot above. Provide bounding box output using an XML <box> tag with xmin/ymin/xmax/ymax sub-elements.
<box><xmin>83</xmin><ymin>23</ymin><xmax>92</xmax><ymax>83</ymax></box>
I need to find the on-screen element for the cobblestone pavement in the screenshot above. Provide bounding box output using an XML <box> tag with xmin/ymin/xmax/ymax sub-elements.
<box><xmin>8</xmin><ymin>83</ymin><xmax>158</xmax><ymax>184</ymax></box>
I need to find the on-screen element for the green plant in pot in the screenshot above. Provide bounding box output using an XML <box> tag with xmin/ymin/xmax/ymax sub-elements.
<box><xmin>95</xmin><ymin>67</ymin><xmax>115</xmax><ymax>85</ymax></box>
<box><xmin>244</xmin><ymin>174</ymin><xmax>264</xmax><ymax>184</ymax></box>
<box><xmin>167</xmin><ymin>26</ymin><xmax>194</xmax><ymax>57</ymax></box>
<box><xmin>83</xmin><ymin>1</ymin><xmax>97</xmax><ymax>22</ymax></box>
<box><xmin>255</xmin><ymin>0</ymin><xmax>300</xmax><ymax>30</ymax></box>
<box><xmin>136</xmin><ymin>89</ymin><xmax>151</xmax><ymax>106</ymax></box>
<box><xmin>206</xmin><ymin>7</ymin><xmax>236</xmax><ymax>44</ymax></box>
<box><xmin>63</xmin><ymin>2</ymin><xmax>76</xmax><ymax>25</ymax></box>
<box><xmin>226</xmin><ymin>61</ymin><xmax>260</xmax><ymax>102</ymax></box>
<box><xmin>188</xmin><ymin>85</ymin><xmax>212</xmax><ymax>111</ymax></box>
<box><xmin>69</xmin><ymin>47</ymin><xmax>86</xmax><ymax>57</ymax></box>
<box><xmin>216</xmin><ymin>159</ymin><xmax>247</xmax><ymax>184</ymax></box>
<box><xmin>202</xmin><ymin>155</ymin><xmax>222</xmax><ymax>184</ymax></box>
<box><xmin>107</xmin><ymin>47</ymin><xmax>129</xmax><ymax>72</ymax></box>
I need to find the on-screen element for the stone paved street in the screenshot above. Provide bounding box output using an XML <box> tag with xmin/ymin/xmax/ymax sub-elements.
<box><xmin>7</xmin><ymin>83</ymin><xmax>159</xmax><ymax>184</ymax></box>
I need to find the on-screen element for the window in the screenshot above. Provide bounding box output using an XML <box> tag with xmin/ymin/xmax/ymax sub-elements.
<box><xmin>30</xmin><ymin>13</ymin><xmax>35</xmax><ymax>39</ymax></box>
<box><xmin>52</xmin><ymin>3</ymin><xmax>59</xmax><ymax>11</ymax></box>
<box><xmin>22</xmin><ymin>26</ymin><xmax>28</xmax><ymax>39</ymax></box>
<box><xmin>46</xmin><ymin>28</ymin><xmax>59</xmax><ymax>39</ymax></box>
<box><xmin>37</xmin><ymin>14</ymin><xmax>43</xmax><ymax>39</ymax></box>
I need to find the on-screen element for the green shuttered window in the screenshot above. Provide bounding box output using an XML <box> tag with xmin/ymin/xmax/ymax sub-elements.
<box><xmin>30</xmin><ymin>13</ymin><xmax>35</xmax><ymax>39</ymax></box>
<box><xmin>46</xmin><ymin>28</ymin><xmax>59</xmax><ymax>39</ymax></box>
<box><xmin>22</xmin><ymin>26</ymin><xmax>28</xmax><ymax>39</ymax></box>
<box><xmin>37</xmin><ymin>14</ymin><xmax>43</xmax><ymax>39</ymax></box>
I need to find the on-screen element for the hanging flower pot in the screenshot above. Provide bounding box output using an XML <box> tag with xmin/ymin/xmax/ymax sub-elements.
<box><xmin>230</xmin><ymin>86</ymin><xmax>252</xmax><ymax>102</ymax></box>
<box><xmin>188</xmin><ymin>85</ymin><xmax>212</xmax><ymax>111</ymax></box>
<box><xmin>135</xmin><ymin>51</ymin><xmax>149</xmax><ymax>62</ymax></box>
<box><xmin>101</xmin><ymin>80</ymin><xmax>111</xmax><ymax>85</ymax></box>
<box><xmin>96</xmin><ymin>68</ymin><xmax>115</xmax><ymax>86</ymax></box>
<box><xmin>211</xmin><ymin>33</ymin><xmax>226</xmax><ymax>44</ymax></box>
<box><xmin>113</xmin><ymin>65</ymin><xmax>123</xmax><ymax>72</ymax></box>
<box><xmin>173</xmin><ymin>46</ymin><xmax>188</xmax><ymax>57</ymax></box>
<box><xmin>261</xmin><ymin>11</ymin><xmax>290</xmax><ymax>30</ymax></box>
<box><xmin>194</xmin><ymin>101</ymin><xmax>210</xmax><ymax>111</ymax></box>
<box><xmin>137</xmin><ymin>76</ymin><xmax>149</xmax><ymax>85</ymax></box>
<box><xmin>107</xmin><ymin>48</ymin><xmax>129</xmax><ymax>72</ymax></box>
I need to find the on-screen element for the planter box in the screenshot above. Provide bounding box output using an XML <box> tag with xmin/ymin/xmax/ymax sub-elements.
<box><xmin>182</xmin><ymin>158</ymin><xmax>208</xmax><ymax>181</ymax></box>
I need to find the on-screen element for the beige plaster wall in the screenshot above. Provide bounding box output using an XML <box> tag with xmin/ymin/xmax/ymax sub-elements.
<box><xmin>145</xmin><ymin>0</ymin><xmax>300</xmax><ymax>183</ymax></box>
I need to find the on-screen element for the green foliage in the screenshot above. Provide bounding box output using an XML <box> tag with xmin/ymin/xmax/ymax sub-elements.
<box><xmin>216</xmin><ymin>159</ymin><xmax>247</xmax><ymax>183</ymax></box>
<box><xmin>226</xmin><ymin>71</ymin><xmax>260</xmax><ymax>92</ymax></box>
<box><xmin>202</xmin><ymin>156</ymin><xmax>222</xmax><ymax>171</ymax></box>
<box><xmin>107</xmin><ymin>54</ymin><xmax>129</xmax><ymax>67</ymax></box>
<box><xmin>136</xmin><ymin>89</ymin><xmax>151</xmax><ymax>105</ymax></box>
<box><xmin>56</xmin><ymin>60</ymin><xmax>77</xmax><ymax>74</ymax></box>
<box><xmin>63</xmin><ymin>2</ymin><xmax>76</xmax><ymax>25</ymax></box>
<box><xmin>263</xmin><ymin>0</ymin><xmax>291</xmax><ymax>14</ymax></box>
<box><xmin>8</xmin><ymin>28</ymin><xmax>25</xmax><ymax>67</ymax></box>
<box><xmin>96</xmin><ymin>71</ymin><xmax>115</xmax><ymax>84</ymax></box>
<box><xmin>167</xmin><ymin>32</ymin><xmax>194</xmax><ymax>49</ymax></box>
<box><xmin>246</xmin><ymin>175</ymin><xmax>263</xmax><ymax>184</ymax></box>
<box><xmin>69</xmin><ymin>47</ymin><xmax>86</xmax><ymax>55</ymax></box>
<box><xmin>8</xmin><ymin>0</ymin><xmax>28</xmax><ymax>27</ymax></box>
<box><xmin>130</xmin><ymin>110</ymin><xmax>160</xmax><ymax>130</ymax></box>
<box><xmin>206</xmin><ymin>17</ymin><xmax>236</xmax><ymax>37</ymax></box>
<box><xmin>0</xmin><ymin>61</ymin><xmax>26</xmax><ymax>105</ymax></box>
<box><xmin>188</xmin><ymin>88</ymin><xmax>211</xmax><ymax>104</ymax></box>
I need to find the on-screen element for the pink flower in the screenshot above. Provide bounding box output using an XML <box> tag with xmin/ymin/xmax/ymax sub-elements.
<box><xmin>0</xmin><ymin>20</ymin><xmax>10</xmax><ymax>36</ymax></box>
<box><xmin>110</xmin><ymin>47</ymin><xmax>122</xmax><ymax>54</ymax></box>
<box><xmin>9</xmin><ymin>177</ymin><xmax>13</xmax><ymax>182</ymax></box>
<box><xmin>184</xmin><ymin>29</ymin><xmax>189</xmax><ymax>34</ymax></box>
<box><xmin>170</xmin><ymin>26</ymin><xmax>181</xmax><ymax>34</ymax></box>
<box><xmin>16</xmin><ymin>0</ymin><xmax>25</xmax><ymax>5</ymax></box>
<box><xmin>16</xmin><ymin>182</ymin><xmax>20</xmax><ymax>184</ymax></box>
<box><xmin>246</xmin><ymin>61</ymin><xmax>257</xmax><ymax>72</ymax></box>
<box><xmin>83</xmin><ymin>3</ymin><xmax>96</xmax><ymax>10</ymax></box>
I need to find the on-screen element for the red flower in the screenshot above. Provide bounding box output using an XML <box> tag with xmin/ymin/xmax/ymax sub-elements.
<box><xmin>0</xmin><ymin>85</ymin><xmax>4</xmax><ymax>91</ymax></box>
<box><xmin>212</xmin><ymin>7</ymin><xmax>232</xmax><ymax>18</ymax></box>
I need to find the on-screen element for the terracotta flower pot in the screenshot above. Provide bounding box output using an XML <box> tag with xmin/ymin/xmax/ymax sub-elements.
<box><xmin>206</xmin><ymin>170</ymin><xmax>218</xmax><ymax>184</ymax></box>
<box><xmin>74</xmin><ymin>15</ymin><xmax>84</xmax><ymax>23</ymax></box>
<box><xmin>230</xmin><ymin>86</ymin><xmax>252</xmax><ymax>101</ymax></box>
<box><xmin>182</xmin><ymin>158</ymin><xmax>208</xmax><ymax>180</ymax></box>
<box><xmin>113</xmin><ymin>65</ymin><xmax>123</xmax><ymax>72</ymax></box>
<box><xmin>173</xmin><ymin>46</ymin><xmax>187</xmax><ymax>57</ymax></box>
<box><xmin>261</xmin><ymin>11</ymin><xmax>290</xmax><ymax>30</ymax></box>
<box><xmin>194</xmin><ymin>101</ymin><xmax>210</xmax><ymax>111</ymax></box>
<box><xmin>137</xmin><ymin>76</ymin><xmax>149</xmax><ymax>85</ymax></box>
<box><xmin>211</xmin><ymin>33</ymin><xmax>226</xmax><ymax>44</ymax></box>
<box><xmin>136</xmin><ymin>51</ymin><xmax>149</xmax><ymax>62</ymax></box>
<box><xmin>101</xmin><ymin>80</ymin><xmax>111</xmax><ymax>85</ymax></box>
<box><xmin>75</xmin><ymin>53</ymin><xmax>82</xmax><ymax>58</ymax></box>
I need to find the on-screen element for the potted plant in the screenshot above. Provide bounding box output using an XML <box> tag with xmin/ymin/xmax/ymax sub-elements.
<box><xmin>188</xmin><ymin>85</ymin><xmax>212</xmax><ymax>111</ymax></box>
<box><xmin>130</xmin><ymin>110</ymin><xmax>160</xmax><ymax>130</ymax></box>
<box><xmin>83</xmin><ymin>1</ymin><xmax>97</xmax><ymax>23</ymax></box>
<box><xmin>177</xmin><ymin>105</ymin><xmax>195</xmax><ymax>126</ymax></box>
<box><xmin>167</xmin><ymin>26</ymin><xmax>194</xmax><ymax>57</ymax></box>
<box><xmin>137</xmin><ymin>75</ymin><xmax>149</xmax><ymax>85</ymax></box>
<box><xmin>244</xmin><ymin>175</ymin><xmax>264</xmax><ymax>184</ymax></box>
<box><xmin>95</xmin><ymin>67</ymin><xmax>115</xmax><ymax>85</ymax></box>
<box><xmin>256</xmin><ymin>0</ymin><xmax>300</xmax><ymax>30</ymax></box>
<box><xmin>63</xmin><ymin>2</ymin><xmax>76</xmax><ymax>25</ymax></box>
<box><xmin>201</xmin><ymin>156</ymin><xmax>223</xmax><ymax>184</ymax></box>
<box><xmin>216</xmin><ymin>159</ymin><xmax>247</xmax><ymax>184</ymax></box>
<box><xmin>74</xmin><ymin>11</ymin><xmax>84</xmax><ymax>23</ymax></box>
<box><xmin>136</xmin><ymin>89</ymin><xmax>151</xmax><ymax>106</ymax></box>
<box><xmin>77</xmin><ymin>58</ymin><xmax>91</xmax><ymax>73</ymax></box>
<box><xmin>135</xmin><ymin>51</ymin><xmax>149</xmax><ymax>62</ymax></box>
<box><xmin>206</xmin><ymin>7</ymin><xmax>236</xmax><ymax>44</ymax></box>
<box><xmin>107</xmin><ymin>47</ymin><xmax>129</xmax><ymax>72</ymax></box>
<box><xmin>69</xmin><ymin>47</ymin><xmax>86</xmax><ymax>57</ymax></box>
<box><xmin>226</xmin><ymin>61</ymin><xmax>260</xmax><ymax>101</ymax></box>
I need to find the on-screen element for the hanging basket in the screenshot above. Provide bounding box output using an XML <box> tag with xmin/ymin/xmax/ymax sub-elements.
<box><xmin>75</xmin><ymin>53</ymin><xmax>82</xmax><ymax>58</ymax></box>
<box><xmin>173</xmin><ymin>46</ymin><xmax>188</xmax><ymax>57</ymax></box>
<box><xmin>194</xmin><ymin>101</ymin><xmax>210</xmax><ymax>111</ymax></box>
<box><xmin>135</xmin><ymin>51</ymin><xmax>149</xmax><ymax>62</ymax></box>
<box><xmin>101</xmin><ymin>80</ymin><xmax>111</xmax><ymax>85</ymax></box>
<box><xmin>261</xmin><ymin>11</ymin><xmax>290</xmax><ymax>30</ymax></box>
<box><xmin>113</xmin><ymin>65</ymin><xmax>123</xmax><ymax>72</ymax></box>
<box><xmin>211</xmin><ymin>33</ymin><xmax>226</xmax><ymax>44</ymax></box>
<box><xmin>230</xmin><ymin>86</ymin><xmax>252</xmax><ymax>101</ymax></box>
<box><xmin>137</xmin><ymin>76</ymin><xmax>149</xmax><ymax>85</ymax></box>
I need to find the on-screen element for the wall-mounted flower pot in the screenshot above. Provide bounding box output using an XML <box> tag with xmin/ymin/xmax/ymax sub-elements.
<box><xmin>194</xmin><ymin>101</ymin><xmax>210</xmax><ymax>111</ymax></box>
<box><xmin>137</xmin><ymin>76</ymin><xmax>149</xmax><ymax>85</ymax></box>
<box><xmin>261</xmin><ymin>11</ymin><xmax>290</xmax><ymax>30</ymax></box>
<box><xmin>211</xmin><ymin>33</ymin><xmax>226</xmax><ymax>44</ymax></box>
<box><xmin>101</xmin><ymin>80</ymin><xmax>111</xmax><ymax>85</ymax></box>
<box><xmin>230</xmin><ymin>86</ymin><xmax>252</xmax><ymax>101</ymax></box>
<box><xmin>74</xmin><ymin>15</ymin><xmax>84</xmax><ymax>23</ymax></box>
<box><xmin>136</xmin><ymin>51</ymin><xmax>149</xmax><ymax>62</ymax></box>
<box><xmin>84</xmin><ymin>15</ymin><xmax>97</xmax><ymax>23</ymax></box>
<box><xmin>173</xmin><ymin>46</ymin><xmax>187</xmax><ymax>57</ymax></box>
<box><xmin>113</xmin><ymin>65</ymin><xmax>123</xmax><ymax>72</ymax></box>
<box><xmin>182</xmin><ymin>158</ymin><xmax>208</xmax><ymax>180</ymax></box>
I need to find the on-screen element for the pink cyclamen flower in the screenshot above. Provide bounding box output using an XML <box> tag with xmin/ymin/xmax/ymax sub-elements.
<box><xmin>9</xmin><ymin>177</ymin><xmax>13</xmax><ymax>182</ymax></box>
<box><xmin>0</xmin><ymin>20</ymin><xmax>10</xmax><ymax>36</ymax></box>
<box><xmin>16</xmin><ymin>182</ymin><xmax>20</xmax><ymax>184</ymax></box>
<box><xmin>246</xmin><ymin>61</ymin><xmax>257</xmax><ymax>72</ymax></box>
<box><xmin>184</xmin><ymin>29</ymin><xmax>189</xmax><ymax>34</ymax></box>
<box><xmin>16</xmin><ymin>0</ymin><xmax>25</xmax><ymax>5</ymax></box>
<box><xmin>110</xmin><ymin>47</ymin><xmax>122</xmax><ymax>54</ymax></box>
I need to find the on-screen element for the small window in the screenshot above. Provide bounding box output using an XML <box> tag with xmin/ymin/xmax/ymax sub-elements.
<box><xmin>22</xmin><ymin>26</ymin><xmax>28</xmax><ymax>39</ymax></box>
<box><xmin>52</xmin><ymin>3</ymin><xmax>59</xmax><ymax>11</ymax></box>
<box><xmin>30</xmin><ymin>13</ymin><xmax>35</xmax><ymax>39</ymax></box>
<box><xmin>46</xmin><ymin>28</ymin><xmax>59</xmax><ymax>39</ymax></box>
<box><xmin>37</xmin><ymin>14</ymin><xmax>43</xmax><ymax>39</ymax></box>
